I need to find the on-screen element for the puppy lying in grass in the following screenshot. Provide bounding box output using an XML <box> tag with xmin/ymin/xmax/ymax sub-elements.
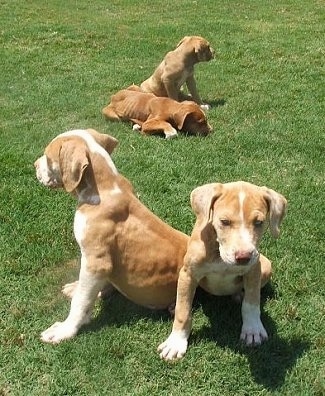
<box><xmin>102</xmin><ymin>86</ymin><xmax>212</xmax><ymax>138</ymax></box>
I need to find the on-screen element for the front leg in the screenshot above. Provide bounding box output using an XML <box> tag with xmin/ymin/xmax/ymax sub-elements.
<box><xmin>41</xmin><ymin>259</ymin><xmax>107</xmax><ymax>344</ymax></box>
<box><xmin>163</xmin><ymin>77</ymin><xmax>181</xmax><ymax>101</ymax></box>
<box><xmin>186</xmin><ymin>75</ymin><xmax>210</xmax><ymax>110</ymax></box>
<box><xmin>240</xmin><ymin>260</ymin><xmax>268</xmax><ymax>346</ymax></box>
<box><xmin>185</xmin><ymin>75</ymin><xmax>201</xmax><ymax>103</ymax></box>
<box><xmin>141</xmin><ymin>118</ymin><xmax>178</xmax><ymax>139</ymax></box>
<box><xmin>158</xmin><ymin>266</ymin><xmax>198</xmax><ymax>360</ymax></box>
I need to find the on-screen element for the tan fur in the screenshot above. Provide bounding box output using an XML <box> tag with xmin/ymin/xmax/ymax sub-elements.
<box><xmin>102</xmin><ymin>87</ymin><xmax>212</xmax><ymax>138</ymax></box>
<box><xmin>140</xmin><ymin>36</ymin><xmax>214</xmax><ymax>106</ymax></box>
<box><xmin>158</xmin><ymin>181</ymin><xmax>287</xmax><ymax>360</ymax></box>
<box><xmin>35</xmin><ymin>129</ymin><xmax>190</xmax><ymax>344</ymax></box>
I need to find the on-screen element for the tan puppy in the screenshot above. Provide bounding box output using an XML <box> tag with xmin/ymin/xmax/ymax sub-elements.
<box><xmin>34</xmin><ymin>129</ymin><xmax>189</xmax><ymax>344</ymax></box>
<box><xmin>102</xmin><ymin>88</ymin><xmax>212</xmax><ymax>139</ymax></box>
<box><xmin>140</xmin><ymin>36</ymin><xmax>214</xmax><ymax>109</ymax></box>
<box><xmin>158</xmin><ymin>181</ymin><xmax>287</xmax><ymax>360</ymax></box>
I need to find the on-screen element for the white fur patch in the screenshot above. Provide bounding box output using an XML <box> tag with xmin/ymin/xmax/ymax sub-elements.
<box><xmin>35</xmin><ymin>155</ymin><xmax>60</xmax><ymax>187</ymax></box>
<box><xmin>56</xmin><ymin>129</ymin><xmax>118</xmax><ymax>175</ymax></box>
<box><xmin>158</xmin><ymin>329</ymin><xmax>189</xmax><ymax>360</ymax></box>
<box><xmin>238</xmin><ymin>191</ymin><xmax>246</xmax><ymax>222</ymax></box>
<box><xmin>110</xmin><ymin>182</ymin><xmax>122</xmax><ymax>195</ymax></box>
<box><xmin>238</xmin><ymin>190</ymin><xmax>255</xmax><ymax>249</ymax></box>
<box><xmin>165</xmin><ymin>128</ymin><xmax>178</xmax><ymax>139</ymax></box>
<box><xmin>74</xmin><ymin>210</ymin><xmax>87</xmax><ymax>247</ymax></box>
<box><xmin>240</xmin><ymin>301</ymin><xmax>268</xmax><ymax>345</ymax></box>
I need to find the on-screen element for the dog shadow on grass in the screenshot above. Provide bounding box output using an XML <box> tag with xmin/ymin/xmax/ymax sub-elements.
<box><xmin>190</xmin><ymin>284</ymin><xmax>310</xmax><ymax>391</ymax></box>
<box><xmin>78</xmin><ymin>275</ymin><xmax>309</xmax><ymax>391</ymax></box>
<box><xmin>205</xmin><ymin>98</ymin><xmax>226</xmax><ymax>108</ymax></box>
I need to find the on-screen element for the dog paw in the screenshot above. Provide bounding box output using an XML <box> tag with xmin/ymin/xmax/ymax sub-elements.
<box><xmin>132</xmin><ymin>124</ymin><xmax>141</xmax><ymax>132</ymax></box>
<box><xmin>240</xmin><ymin>321</ymin><xmax>268</xmax><ymax>346</ymax></box>
<box><xmin>40</xmin><ymin>321</ymin><xmax>78</xmax><ymax>344</ymax></box>
<box><xmin>157</xmin><ymin>331</ymin><xmax>188</xmax><ymax>361</ymax></box>
<box><xmin>164</xmin><ymin>129</ymin><xmax>178</xmax><ymax>139</ymax></box>
<box><xmin>200</xmin><ymin>104</ymin><xmax>210</xmax><ymax>111</ymax></box>
<box><xmin>62</xmin><ymin>281</ymin><xmax>79</xmax><ymax>299</ymax></box>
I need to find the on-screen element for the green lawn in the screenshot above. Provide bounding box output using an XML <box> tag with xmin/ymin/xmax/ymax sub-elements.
<box><xmin>0</xmin><ymin>0</ymin><xmax>324</xmax><ymax>395</ymax></box>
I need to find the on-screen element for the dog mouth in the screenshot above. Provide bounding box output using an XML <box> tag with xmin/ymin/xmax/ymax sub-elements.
<box><xmin>36</xmin><ymin>171</ymin><xmax>61</xmax><ymax>189</ymax></box>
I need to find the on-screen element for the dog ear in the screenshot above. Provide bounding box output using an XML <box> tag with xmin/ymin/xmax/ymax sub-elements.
<box><xmin>174</xmin><ymin>102</ymin><xmax>198</xmax><ymax>130</ymax></box>
<box><xmin>176</xmin><ymin>36</ymin><xmax>189</xmax><ymax>48</ymax></box>
<box><xmin>194</xmin><ymin>40</ymin><xmax>212</xmax><ymax>61</ymax></box>
<box><xmin>173</xmin><ymin>108</ymin><xmax>190</xmax><ymax>130</ymax></box>
<box><xmin>86</xmin><ymin>129</ymin><xmax>118</xmax><ymax>154</ymax></box>
<box><xmin>261</xmin><ymin>187</ymin><xmax>287</xmax><ymax>238</ymax></box>
<box><xmin>59</xmin><ymin>141</ymin><xmax>89</xmax><ymax>193</ymax></box>
<box><xmin>190</xmin><ymin>183</ymin><xmax>223</xmax><ymax>225</ymax></box>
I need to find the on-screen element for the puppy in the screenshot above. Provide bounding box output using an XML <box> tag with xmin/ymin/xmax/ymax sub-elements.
<box><xmin>34</xmin><ymin>128</ymin><xmax>189</xmax><ymax>344</ymax></box>
<box><xmin>102</xmin><ymin>88</ymin><xmax>212</xmax><ymax>138</ymax></box>
<box><xmin>140</xmin><ymin>36</ymin><xmax>214</xmax><ymax>109</ymax></box>
<box><xmin>158</xmin><ymin>181</ymin><xmax>287</xmax><ymax>360</ymax></box>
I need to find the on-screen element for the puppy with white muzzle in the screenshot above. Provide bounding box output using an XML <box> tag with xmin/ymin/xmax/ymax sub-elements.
<box><xmin>158</xmin><ymin>181</ymin><xmax>287</xmax><ymax>360</ymax></box>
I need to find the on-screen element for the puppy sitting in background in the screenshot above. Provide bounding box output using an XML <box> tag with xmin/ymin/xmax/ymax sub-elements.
<box><xmin>140</xmin><ymin>36</ymin><xmax>214</xmax><ymax>110</ymax></box>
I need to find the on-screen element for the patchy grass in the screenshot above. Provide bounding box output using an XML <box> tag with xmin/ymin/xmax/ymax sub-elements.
<box><xmin>0</xmin><ymin>0</ymin><xmax>324</xmax><ymax>395</ymax></box>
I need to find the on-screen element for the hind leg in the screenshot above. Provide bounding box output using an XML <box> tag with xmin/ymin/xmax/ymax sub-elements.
<box><xmin>62</xmin><ymin>280</ymin><xmax>114</xmax><ymax>299</ymax></box>
<box><xmin>102</xmin><ymin>105</ymin><xmax>121</xmax><ymax>121</ymax></box>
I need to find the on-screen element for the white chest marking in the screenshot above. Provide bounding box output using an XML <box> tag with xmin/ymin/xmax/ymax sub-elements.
<box><xmin>74</xmin><ymin>210</ymin><xmax>87</xmax><ymax>247</ymax></box>
<box><xmin>55</xmin><ymin>130</ymin><xmax>118</xmax><ymax>175</ymax></box>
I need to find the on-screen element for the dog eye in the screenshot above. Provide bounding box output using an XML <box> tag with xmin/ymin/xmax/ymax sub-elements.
<box><xmin>220</xmin><ymin>219</ymin><xmax>231</xmax><ymax>226</ymax></box>
<box><xmin>254</xmin><ymin>219</ymin><xmax>264</xmax><ymax>227</ymax></box>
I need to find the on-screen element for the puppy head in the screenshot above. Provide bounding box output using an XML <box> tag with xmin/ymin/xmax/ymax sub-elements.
<box><xmin>176</xmin><ymin>36</ymin><xmax>214</xmax><ymax>62</ymax></box>
<box><xmin>34</xmin><ymin>129</ymin><xmax>118</xmax><ymax>193</ymax></box>
<box><xmin>190</xmin><ymin>181</ymin><xmax>287</xmax><ymax>265</ymax></box>
<box><xmin>173</xmin><ymin>101</ymin><xmax>212</xmax><ymax>136</ymax></box>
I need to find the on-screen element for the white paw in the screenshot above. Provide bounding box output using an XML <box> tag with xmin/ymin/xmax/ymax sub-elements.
<box><xmin>157</xmin><ymin>331</ymin><xmax>188</xmax><ymax>361</ymax></box>
<box><xmin>200</xmin><ymin>104</ymin><xmax>210</xmax><ymax>111</ymax></box>
<box><xmin>62</xmin><ymin>281</ymin><xmax>79</xmax><ymax>299</ymax></box>
<box><xmin>164</xmin><ymin>129</ymin><xmax>178</xmax><ymax>139</ymax></box>
<box><xmin>240</xmin><ymin>320</ymin><xmax>268</xmax><ymax>346</ymax></box>
<box><xmin>40</xmin><ymin>321</ymin><xmax>78</xmax><ymax>344</ymax></box>
<box><xmin>132</xmin><ymin>124</ymin><xmax>141</xmax><ymax>132</ymax></box>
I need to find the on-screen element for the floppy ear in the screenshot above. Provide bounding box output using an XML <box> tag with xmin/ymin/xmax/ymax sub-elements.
<box><xmin>190</xmin><ymin>183</ymin><xmax>223</xmax><ymax>225</ymax></box>
<box><xmin>194</xmin><ymin>40</ymin><xmax>204</xmax><ymax>54</ymax></box>
<box><xmin>86</xmin><ymin>128</ymin><xmax>118</xmax><ymax>154</ymax></box>
<box><xmin>59</xmin><ymin>141</ymin><xmax>89</xmax><ymax>193</ymax></box>
<box><xmin>173</xmin><ymin>108</ymin><xmax>190</xmax><ymax>130</ymax></box>
<box><xmin>261</xmin><ymin>187</ymin><xmax>287</xmax><ymax>238</ymax></box>
<box><xmin>173</xmin><ymin>102</ymin><xmax>198</xmax><ymax>129</ymax></box>
<box><xmin>176</xmin><ymin>36</ymin><xmax>189</xmax><ymax>48</ymax></box>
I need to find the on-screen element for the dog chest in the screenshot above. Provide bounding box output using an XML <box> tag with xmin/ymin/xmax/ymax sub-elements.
<box><xmin>198</xmin><ymin>260</ymin><xmax>254</xmax><ymax>296</ymax></box>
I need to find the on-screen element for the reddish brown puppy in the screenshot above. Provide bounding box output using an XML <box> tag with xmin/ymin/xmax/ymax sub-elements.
<box><xmin>102</xmin><ymin>88</ymin><xmax>212</xmax><ymax>139</ymax></box>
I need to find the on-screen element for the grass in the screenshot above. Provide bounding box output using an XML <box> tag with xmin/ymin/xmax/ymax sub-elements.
<box><xmin>0</xmin><ymin>0</ymin><xmax>324</xmax><ymax>394</ymax></box>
